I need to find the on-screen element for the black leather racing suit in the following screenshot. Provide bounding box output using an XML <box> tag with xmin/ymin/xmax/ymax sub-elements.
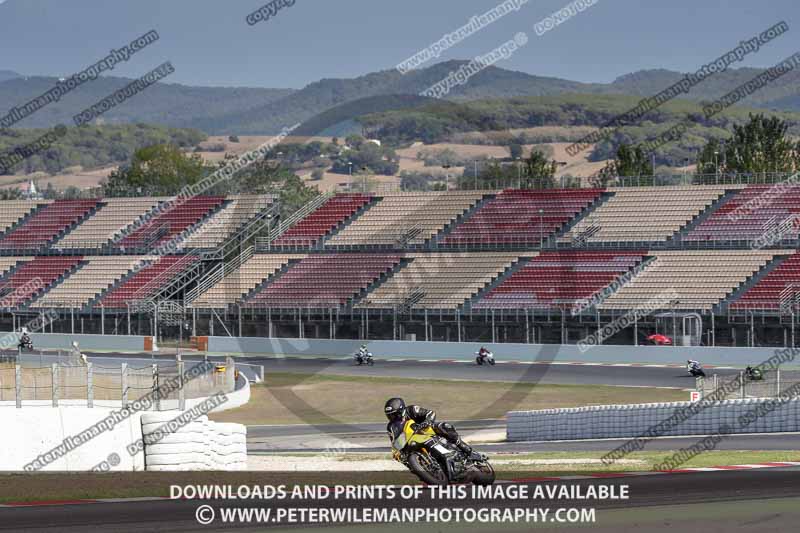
<box><xmin>387</xmin><ymin>405</ymin><xmax>474</xmax><ymax>456</ymax></box>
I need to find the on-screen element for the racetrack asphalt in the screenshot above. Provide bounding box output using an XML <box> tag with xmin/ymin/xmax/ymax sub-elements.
<box><xmin>1</xmin><ymin>468</ymin><xmax>799</xmax><ymax>532</ymax></box>
<box><xmin>11</xmin><ymin>349</ymin><xmax>740</xmax><ymax>388</ymax></box>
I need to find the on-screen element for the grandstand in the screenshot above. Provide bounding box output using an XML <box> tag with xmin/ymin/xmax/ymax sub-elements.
<box><xmin>440</xmin><ymin>189</ymin><xmax>604</xmax><ymax>248</ymax></box>
<box><xmin>561</xmin><ymin>186</ymin><xmax>729</xmax><ymax>244</ymax></box>
<box><xmin>473</xmin><ymin>250</ymin><xmax>646</xmax><ymax>310</ymax></box>
<box><xmin>272</xmin><ymin>193</ymin><xmax>372</xmax><ymax>248</ymax></box>
<box><xmin>599</xmin><ymin>250</ymin><xmax>780</xmax><ymax>311</ymax></box>
<box><xmin>55</xmin><ymin>198</ymin><xmax>163</xmax><ymax>250</ymax></box>
<box><xmin>356</xmin><ymin>252</ymin><xmax>521</xmax><ymax>309</ymax></box>
<box><xmin>684</xmin><ymin>184</ymin><xmax>800</xmax><ymax>244</ymax></box>
<box><xmin>0</xmin><ymin>199</ymin><xmax>99</xmax><ymax>252</ymax></box>
<box><xmin>326</xmin><ymin>192</ymin><xmax>485</xmax><ymax>247</ymax></box>
<box><xmin>0</xmin><ymin>185</ymin><xmax>796</xmax><ymax>347</ymax></box>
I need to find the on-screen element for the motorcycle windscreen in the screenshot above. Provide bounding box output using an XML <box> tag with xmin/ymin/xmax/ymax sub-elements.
<box><xmin>392</xmin><ymin>432</ymin><xmax>407</xmax><ymax>450</ymax></box>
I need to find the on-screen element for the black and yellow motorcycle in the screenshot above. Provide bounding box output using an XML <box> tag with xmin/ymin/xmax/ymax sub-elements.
<box><xmin>391</xmin><ymin>419</ymin><xmax>495</xmax><ymax>486</ymax></box>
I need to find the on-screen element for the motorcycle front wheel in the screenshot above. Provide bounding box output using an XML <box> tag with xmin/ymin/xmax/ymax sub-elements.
<box><xmin>488</xmin><ymin>359</ymin><xmax>495</xmax><ymax>366</ymax></box>
<box><xmin>368</xmin><ymin>359</ymin><xmax>374</xmax><ymax>366</ymax></box>
<box><xmin>471</xmin><ymin>461</ymin><xmax>496</xmax><ymax>486</ymax></box>
<box><xmin>408</xmin><ymin>452</ymin><xmax>449</xmax><ymax>486</ymax></box>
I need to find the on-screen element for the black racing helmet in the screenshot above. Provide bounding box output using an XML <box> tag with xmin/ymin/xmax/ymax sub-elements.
<box><xmin>384</xmin><ymin>398</ymin><xmax>406</xmax><ymax>422</ymax></box>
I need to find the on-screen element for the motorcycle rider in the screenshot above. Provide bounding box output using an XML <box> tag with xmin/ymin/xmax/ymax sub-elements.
<box><xmin>687</xmin><ymin>359</ymin><xmax>701</xmax><ymax>371</ymax></box>
<box><xmin>18</xmin><ymin>330</ymin><xmax>31</xmax><ymax>350</ymax></box>
<box><xmin>384</xmin><ymin>397</ymin><xmax>483</xmax><ymax>460</ymax></box>
<box><xmin>356</xmin><ymin>344</ymin><xmax>370</xmax><ymax>362</ymax></box>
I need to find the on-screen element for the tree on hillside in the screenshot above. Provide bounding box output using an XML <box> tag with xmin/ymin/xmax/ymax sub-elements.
<box><xmin>524</xmin><ymin>150</ymin><xmax>557</xmax><ymax>189</ymax></box>
<box><xmin>508</xmin><ymin>143</ymin><xmax>523</xmax><ymax>160</ymax></box>
<box><xmin>698</xmin><ymin>113</ymin><xmax>798</xmax><ymax>175</ymax></box>
<box><xmin>330</xmin><ymin>142</ymin><xmax>399</xmax><ymax>175</ymax></box>
<box><xmin>614</xmin><ymin>144</ymin><xmax>652</xmax><ymax>177</ymax></box>
<box><xmin>697</xmin><ymin>138</ymin><xmax>723</xmax><ymax>175</ymax></box>
<box><xmin>224</xmin><ymin>158</ymin><xmax>319</xmax><ymax>218</ymax></box>
<box><xmin>102</xmin><ymin>144</ymin><xmax>207</xmax><ymax>196</ymax></box>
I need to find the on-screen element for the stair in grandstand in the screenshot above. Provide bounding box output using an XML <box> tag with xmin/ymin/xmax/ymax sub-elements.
<box><xmin>0</xmin><ymin>257</ymin><xmax>34</xmax><ymax>284</ymax></box>
<box><xmin>320</xmin><ymin>195</ymin><xmax>381</xmax><ymax>249</ymax></box>
<box><xmin>82</xmin><ymin>257</ymin><xmax>151</xmax><ymax>311</ymax></box>
<box><xmin>101</xmin><ymin>201</ymin><xmax>168</xmax><ymax>252</ymax></box>
<box><xmin>0</xmin><ymin>200</ymin><xmax>101</xmax><ymax>253</ymax></box>
<box><xmin>22</xmin><ymin>258</ymin><xmax>90</xmax><ymax>309</ymax></box>
<box><xmin>347</xmin><ymin>257</ymin><xmax>411</xmax><ymax>310</ymax></box>
<box><xmin>149</xmin><ymin>257</ymin><xmax>204</xmax><ymax>302</ymax></box>
<box><xmin>0</xmin><ymin>202</ymin><xmax>47</xmax><ymax>240</ymax></box>
<box><xmin>429</xmin><ymin>193</ymin><xmax>495</xmax><ymax>247</ymax></box>
<box><xmin>202</xmin><ymin>203</ymin><xmax>280</xmax><ymax>260</ymax></box>
<box><xmin>716</xmin><ymin>252</ymin><xmax>790</xmax><ymax>314</ymax></box>
<box><xmin>186</xmin><ymin>246</ymin><xmax>255</xmax><ymax>305</ymax></box>
<box><xmin>568</xmin><ymin>224</ymin><xmax>601</xmax><ymax>248</ymax></box>
<box><xmin>169</xmin><ymin>197</ymin><xmax>234</xmax><ymax>249</ymax></box>
<box><xmin>109</xmin><ymin>196</ymin><xmax>227</xmax><ymax>253</ymax></box>
<box><xmin>779</xmin><ymin>283</ymin><xmax>800</xmax><ymax>316</ymax></box>
<box><xmin>554</xmin><ymin>191</ymin><xmax>614</xmax><ymax>245</ymax></box>
<box><xmin>46</xmin><ymin>202</ymin><xmax>106</xmax><ymax>249</ymax></box>
<box><xmin>463</xmin><ymin>256</ymin><xmax>533</xmax><ymax>311</ymax></box>
<box><xmin>670</xmin><ymin>188</ymin><xmax>741</xmax><ymax>246</ymax></box>
<box><xmin>238</xmin><ymin>257</ymin><xmax>303</xmax><ymax>305</ymax></box>
<box><xmin>395</xmin><ymin>287</ymin><xmax>426</xmax><ymax>314</ymax></box>
<box><xmin>571</xmin><ymin>254</ymin><xmax>657</xmax><ymax>315</ymax></box>
<box><xmin>261</xmin><ymin>191</ymin><xmax>334</xmax><ymax>249</ymax></box>
<box><xmin>716</xmin><ymin>252</ymin><xmax>793</xmax><ymax>314</ymax></box>
<box><xmin>393</xmin><ymin>224</ymin><xmax>423</xmax><ymax>248</ymax></box>
<box><xmin>0</xmin><ymin>256</ymin><xmax>85</xmax><ymax>309</ymax></box>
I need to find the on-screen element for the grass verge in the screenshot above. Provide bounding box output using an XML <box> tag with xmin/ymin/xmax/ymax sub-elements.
<box><xmin>0</xmin><ymin>450</ymin><xmax>797</xmax><ymax>503</ymax></box>
<box><xmin>209</xmin><ymin>372</ymin><xmax>688</xmax><ymax>425</ymax></box>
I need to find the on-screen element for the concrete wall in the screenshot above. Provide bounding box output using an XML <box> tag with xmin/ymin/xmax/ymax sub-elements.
<box><xmin>507</xmin><ymin>397</ymin><xmax>800</xmax><ymax>441</ymax></box>
<box><xmin>0</xmin><ymin>407</ymin><xmax>145</xmax><ymax>471</ymax></box>
<box><xmin>140</xmin><ymin>412</ymin><xmax>247</xmax><ymax>471</ymax></box>
<box><xmin>2</xmin><ymin>332</ymin><xmax>148</xmax><ymax>352</ymax></box>
<box><xmin>207</xmin><ymin>336</ymin><xmax>799</xmax><ymax>366</ymax></box>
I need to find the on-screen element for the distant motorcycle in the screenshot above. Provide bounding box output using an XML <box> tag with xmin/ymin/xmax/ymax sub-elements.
<box><xmin>687</xmin><ymin>361</ymin><xmax>706</xmax><ymax>378</ymax></box>
<box><xmin>476</xmin><ymin>350</ymin><xmax>495</xmax><ymax>366</ymax></box>
<box><xmin>18</xmin><ymin>339</ymin><xmax>33</xmax><ymax>352</ymax></box>
<box><xmin>354</xmin><ymin>350</ymin><xmax>374</xmax><ymax>366</ymax></box>
<box><xmin>745</xmin><ymin>367</ymin><xmax>763</xmax><ymax>381</ymax></box>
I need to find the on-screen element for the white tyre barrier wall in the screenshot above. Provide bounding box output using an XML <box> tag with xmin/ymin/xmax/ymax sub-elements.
<box><xmin>140</xmin><ymin>412</ymin><xmax>247</xmax><ymax>471</ymax></box>
<box><xmin>0</xmin><ymin>408</ymin><xmax>145</xmax><ymax>471</ymax></box>
<box><xmin>507</xmin><ymin>398</ymin><xmax>800</xmax><ymax>441</ymax></box>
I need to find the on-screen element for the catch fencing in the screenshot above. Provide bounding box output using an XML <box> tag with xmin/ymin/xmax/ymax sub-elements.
<box><xmin>0</xmin><ymin>353</ymin><xmax>236</xmax><ymax>409</ymax></box>
<box><xmin>697</xmin><ymin>369</ymin><xmax>800</xmax><ymax>400</ymax></box>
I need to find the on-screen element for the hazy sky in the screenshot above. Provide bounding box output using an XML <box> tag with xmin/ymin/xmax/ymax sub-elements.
<box><xmin>0</xmin><ymin>0</ymin><xmax>798</xmax><ymax>88</ymax></box>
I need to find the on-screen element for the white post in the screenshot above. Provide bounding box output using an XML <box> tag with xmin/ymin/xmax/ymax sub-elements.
<box><xmin>51</xmin><ymin>363</ymin><xmax>58</xmax><ymax>407</ymax></box>
<box><xmin>87</xmin><ymin>363</ymin><xmax>94</xmax><ymax>408</ymax></box>
<box><xmin>121</xmin><ymin>363</ymin><xmax>128</xmax><ymax>408</ymax></box>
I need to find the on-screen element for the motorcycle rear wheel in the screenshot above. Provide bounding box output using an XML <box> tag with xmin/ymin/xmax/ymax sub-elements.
<box><xmin>471</xmin><ymin>461</ymin><xmax>496</xmax><ymax>485</ymax></box>
<box><xmin>476</xmin><ymin>357</ymin><xmax>483</xmax><ymax>365</ymax></box>
<box><xmin>408</xmin><ymin>452</ymin><xmax>449</xmax><ymax>486</ymax></box>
